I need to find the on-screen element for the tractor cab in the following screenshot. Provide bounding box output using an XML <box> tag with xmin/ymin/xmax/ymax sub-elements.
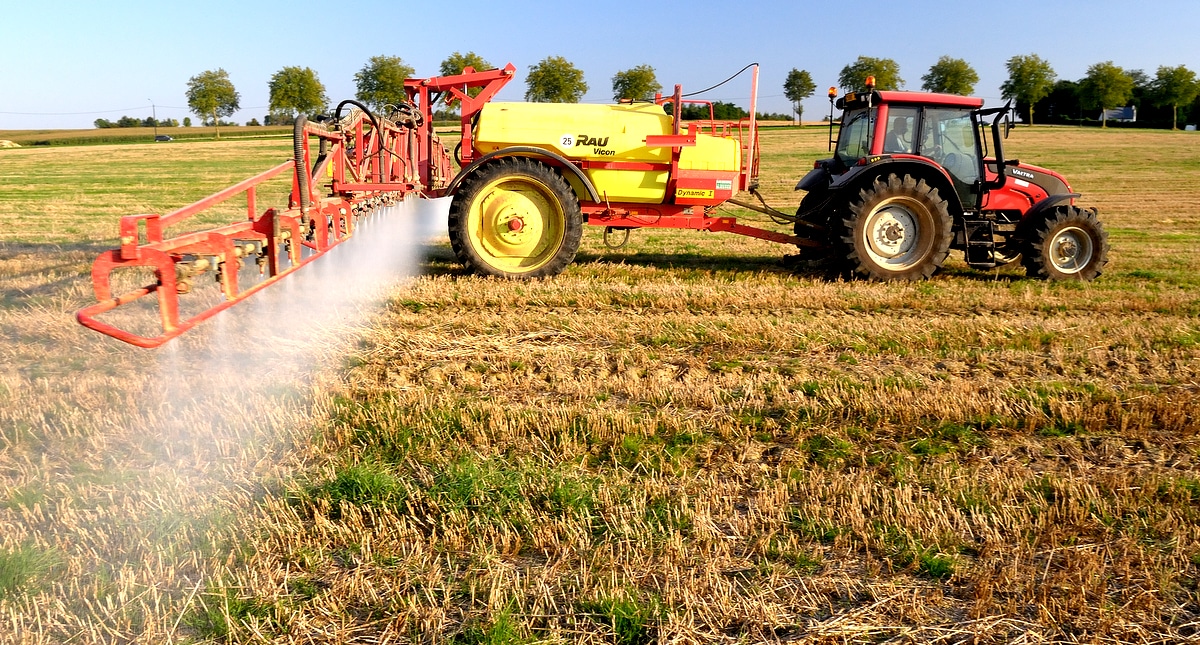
<box><xmin>823</xmin><ymin>86</ymin><xmax>988</xmax><ymax>211</ymax></box>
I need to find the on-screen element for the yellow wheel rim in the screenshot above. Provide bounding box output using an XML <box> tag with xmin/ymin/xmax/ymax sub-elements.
<box><xmin>466</xmin><ymin>174</ymin><xmax>566</xmax><ymax>273</ymax></box>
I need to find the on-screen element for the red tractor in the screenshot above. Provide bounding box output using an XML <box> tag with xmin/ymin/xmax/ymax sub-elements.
<box><xmin>793</xmin><ymin>82</ymin><xmax>1109</xmax><ymax>281</ymax></box>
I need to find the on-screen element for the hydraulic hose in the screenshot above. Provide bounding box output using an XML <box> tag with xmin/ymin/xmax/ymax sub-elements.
<box><xmin>293</xmin><ymin>115</ymin><xmax>310</xmax><ymax>216</ymax></box>
<box><xmin>335</xmin><ymin>99</ymin><xmax>381</xmax><ymax>132</ymax></box>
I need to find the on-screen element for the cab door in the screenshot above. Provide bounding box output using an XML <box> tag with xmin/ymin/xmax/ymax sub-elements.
<box><xmin>919</xmin><ymin>107</ymin><xmax>981</xmax><ymax>209</ymax></box>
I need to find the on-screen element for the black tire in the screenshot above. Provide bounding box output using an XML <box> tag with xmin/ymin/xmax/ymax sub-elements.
<box><xmin>788</xmin><ymin>189</ymin><xmax>845</xmax><ymax>268</ymax></box>
<box><xmin>794</xmin><ymin>189</ymin><xmax>832</xmax><ymax>235</ymax></box>
<box><xmin>1020</xmin><ymin>206</ymin><xmax>1109</xmax><ymax>281</ymax></box>
<box><xmin>448</xmin><ymin>157</ymin><xmax>583</xmax><ymax>279</ymax></box>
<box><xmin>841</xmin><ymin>173</ymin><xmax>953</xmax><ymax>280</ymax></box>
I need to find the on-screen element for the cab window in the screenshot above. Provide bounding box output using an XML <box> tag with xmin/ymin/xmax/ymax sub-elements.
<box><xmin>882</xmin><ymin>106</ymin><xmax>918</xmax><ymax>154</ymax></box>
<box><xmin>921</xmin><ymin>107</ymin><xmax>981</xmax><ymax>206</ymax></box>
<box><xmin>836</xmin><ymin>108</ymin><xmax>875</xmax><ymax>161</ymax></box>
<box><xmin>920</xmin><ymin>107</ymin><xmax>979</xmax><ymax>185</ymax></box>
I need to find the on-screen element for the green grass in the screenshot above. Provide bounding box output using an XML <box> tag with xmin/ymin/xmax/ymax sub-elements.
<box><xmin>451</xmin><ymin>611</ymin><xmax>528</xmax><ymax>645</ymax></box>
<box><xmin>0</xmin><ymin>137</ymin><xmax>301</xmax><ymax>244</ymax></box>
<box><xmin>308</xmin><ymin>462</ymin><xmax>409</xmax><ymax>518</ymax></box>
<box><xmin>0</xmin><ymin>544</ymin><xmax>59</xmax><ymax>599</ymax></box>
<box><xmin>579</xmin><ymin>593</ymin><xmax>663</xmax><ymax>645</ymax></box>
<box><xmin>184</xmin><ymin>585</ymin><xmax>283</xmax><ymax>641</ymax></box>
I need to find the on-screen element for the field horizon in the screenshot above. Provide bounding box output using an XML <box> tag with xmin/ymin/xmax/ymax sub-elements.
<box><xmin>1</xmin><ymin>126</ymin><xmax>1198</xmax><ymax>643</ymax></box>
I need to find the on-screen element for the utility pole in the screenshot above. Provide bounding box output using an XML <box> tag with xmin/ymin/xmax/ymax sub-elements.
<box><xmin>148</xmin><ymin>99</ymin><xmax>157</xmax><ymax>140</ymax></box>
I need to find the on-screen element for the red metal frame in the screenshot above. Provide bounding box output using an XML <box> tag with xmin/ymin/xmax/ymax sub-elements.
<box><xmin>405</xmin><ymin>64</ymin><xmax>517</xmax><ymax>170</ymax></box>
<box><xmin>76</xmin><ymin>67</ymin><xmax>517</xmax><ymax>348</ymax></box>
<box><xmin>76</xmin><ymin>158</ymin><xmax>353</xmax><ymax>348</ymax></box>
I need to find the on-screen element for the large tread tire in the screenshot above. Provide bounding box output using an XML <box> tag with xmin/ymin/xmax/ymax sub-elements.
<box><xmin>448</xmin><ymin>157</ymin><xmax>582</xmax><ymax>279</ymax></box>
<box><xmin>1020</xmin><ymin>206</ymin><xmax>1109</xmax><ymax>281</ymax></box>
<box><xmin>842</xmin><ymin>173</ymin><xmax>952</xmax><ymax>281</ymax></box>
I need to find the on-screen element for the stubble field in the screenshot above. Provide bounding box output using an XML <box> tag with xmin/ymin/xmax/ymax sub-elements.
<box><xmin>0</xmin><ymin>125</ymin><xmax>1198</xmax><ymax>644</ymax></box>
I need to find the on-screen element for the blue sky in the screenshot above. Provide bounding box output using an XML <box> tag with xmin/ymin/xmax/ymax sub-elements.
<box><xmin>2</xmin><ymin>0</ymin><xmax>1198</xmax><ymax>129</ymax></box>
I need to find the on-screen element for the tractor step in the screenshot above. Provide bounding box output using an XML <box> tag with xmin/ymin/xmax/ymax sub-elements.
<box><xmin>961</xmin><ymin>219</ymin><xmax>998</xmax><ymax>269</ymax></box>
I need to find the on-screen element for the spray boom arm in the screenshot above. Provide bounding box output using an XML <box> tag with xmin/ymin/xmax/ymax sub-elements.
<box><xmin>76</xmin><ymin>66</ymin><xmax>517</xmax><ymax>348</ymax></box>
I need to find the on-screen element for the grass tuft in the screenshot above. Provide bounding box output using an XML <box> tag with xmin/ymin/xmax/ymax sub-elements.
<box><xmin>184</xmin><ymin>585</ymin><xmax>283</xmax><ymax>641</ymax></box>
<box><xmin>309</xmin><ymin>462</ymin><xmax>408</xmax><ymax>518</ymax></box>
<box><xmin>451</xmin><ymin>611</ymin><xmax>527</xmax><ymax>645</ymax></box>
<box><xmin>0</xmin><ymin>544</ymin><xmax>58</xmax><ymax>599</ymax></box>
<box><xmin>580</xmin><ymin>592</ymin><xmax>664</xmax><ymax>645</ymax></box>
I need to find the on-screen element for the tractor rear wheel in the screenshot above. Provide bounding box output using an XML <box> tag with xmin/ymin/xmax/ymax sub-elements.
<box><xmin>842</xmin><ymin>173</ymin><xmax>952</xmax><ymax>280</ymax></box>
<box><xmin>1020</xmin><ymin>206</ymin><xmax>1109</xmax><ymax>281</ymax></box>
<box><xmin>448</xmin><ymin>157</ymin><xmax>582</xmax><ymax>278</ymax></box>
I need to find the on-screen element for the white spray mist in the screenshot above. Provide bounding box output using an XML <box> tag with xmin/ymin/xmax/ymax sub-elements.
<box><xmin>148</xmin><ymin>196</ymin><xmax>450</xmax><ymax>470</ymax></box>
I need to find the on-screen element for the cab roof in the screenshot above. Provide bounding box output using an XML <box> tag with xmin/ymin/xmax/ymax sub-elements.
<box><xmin>839</xmin><ymin>90</ymin><xmax>984</xmax><ymax>110</ymax></box>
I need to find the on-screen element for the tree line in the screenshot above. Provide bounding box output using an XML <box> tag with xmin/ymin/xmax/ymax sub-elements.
<box><xmin>154</xmin><ymin>53</ymin><xmax>1200</xmax><ymax>136</ymax></box>
<box><xmin>789</xmin><ymin>55</ymin><xmax>1197</xmax><ymax>130</ymax></box>
<box><xmin>94</xmin><ymin>116</ymin><xmax>184</xmax><ymax>129</ymax></box>
<box><xmin>171</xmin><ymin>54</ymin><xmax>792</xmax><ymax>135</ymax></box>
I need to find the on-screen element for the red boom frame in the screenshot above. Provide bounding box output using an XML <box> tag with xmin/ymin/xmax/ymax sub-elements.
<box><xmin>76</xmin><ymin>66</ymin><xmax>516</xmax><ymax>348</ymax></box>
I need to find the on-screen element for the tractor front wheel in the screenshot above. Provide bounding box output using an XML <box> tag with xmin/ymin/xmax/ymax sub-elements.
<box><xmin>842</xmin><ymin>173</ymin><xmax>952</xmax><ymax>280</ymax></box>
<box><xmin>1020</xmin><ymin>206</ymin><xmax>1109</xmax><ymax>281</ymax></box>
<box><xmin>448</xmin><ymin>157</ymin><xmax>582</xmax><ymax>278</ymax></box>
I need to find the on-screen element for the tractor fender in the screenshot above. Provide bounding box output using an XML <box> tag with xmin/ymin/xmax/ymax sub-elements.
<box><xmin>1022</xmin><ymin>193</ymin><xmax>1082</xmax><ymax>223</ymax></box>
<box><xmin>795</xmin><ymin>166</ymin><xmax>831</xmax><ymax>192</ymax></box>
<box><xmin>829</xmin><ymin>158</ymin><xmax>964</xmax><ymax>215</ymax></box>
<box><xmin>445</xmin><ymin>146</ymin><xmax>602</xmax><ymax>203</ymax></box>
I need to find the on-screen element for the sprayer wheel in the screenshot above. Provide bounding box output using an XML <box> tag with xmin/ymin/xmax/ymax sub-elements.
<box><xmin>448</xmin><ymin>157</ymin><xmax>582</xmax><ymax>278</ymax></box>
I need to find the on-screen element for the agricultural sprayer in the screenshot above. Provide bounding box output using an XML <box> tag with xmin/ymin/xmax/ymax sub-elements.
<box><xmin>77</xmin><ymin>65</ymin><xmax>1108</xmax><ymax>347</ymax></box>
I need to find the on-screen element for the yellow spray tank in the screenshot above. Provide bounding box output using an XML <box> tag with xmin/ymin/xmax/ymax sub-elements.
<box><xmin>471</xmin><ymin>102</ymin><xmax>742</xmax><ymax>204</ymax></box>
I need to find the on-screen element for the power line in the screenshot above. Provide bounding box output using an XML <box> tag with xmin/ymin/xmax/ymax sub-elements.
<box><xmin>0</xmin><ymin>105</ymin><xmax>267</xmax><ymax>116</ymax></box>
<box><xmin>0</xmin><ymin>106</ymin><xmax>156</xmax><ymax>116</ymax></box>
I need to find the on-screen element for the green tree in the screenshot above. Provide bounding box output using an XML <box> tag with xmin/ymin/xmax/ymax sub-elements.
<box><xmin>783</xmin><ymin>68</ymin><xmax>816</xmax><ymax>124</ymax></box>
<box><xmin>921</xmin><ymin>56</ymin><xmax>979</xmax><ymax>95</ymax></box>
<box><xmin>268</xmin><ymin>66</ymin><xmax>328</xmax><ymax>120</ymax></box>
<box><xmin>1152</xmin><ymin>65</ymin><xmax>1199</xmax><ymax>130</ymax></box>
<box><xmin>1000</xmin><ymin>54</ymin><xmax>1056</xmax><ymax>126</ymax></box>
<box><xmin>439</xmin><ymin>51</ymin><xmax>492</xmax><ymax>109</ymax></box>
<box><xmin>185</xmin><ymin>68</ymin><xmax>240</xmax><ymax>139</ymax></box>
<box><xmin>680</xmin><ymin>101</ymin><xmax>747</xmax><ymax>120</ymax></box>
<box><xmin>525</xmin><ymin>56</ymin><xmax>588</xmax><ymax>103</ymax></box>
<box><xmin>611</xmin><ymin>64</ymin><xmax>661</xmax><ymax>101</ymax></box>
<box><xmin>1080</xmin><ymin>61</ymin><xmax>1134</xmax><ymax>128</ymax></box>
<box><xmin>354</xmin><ymin>55</ymin><xmax>415</xmax><ymax>113</ymax></box>
<box><xmin>838</xmin><ymin>56</ymin><xmax>903</xmax><ymax>91</ymax></box>
<box><xmin>183</xmin><ymin>117</ymin><xmax>191</xmax><ymax>127</ymax></box>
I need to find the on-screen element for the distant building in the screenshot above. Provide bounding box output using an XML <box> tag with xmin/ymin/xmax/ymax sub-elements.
<box><xmin>1101</xmin><ymin>106</ymin><xmax>1136</xmax><ymax>122</ymax></box>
